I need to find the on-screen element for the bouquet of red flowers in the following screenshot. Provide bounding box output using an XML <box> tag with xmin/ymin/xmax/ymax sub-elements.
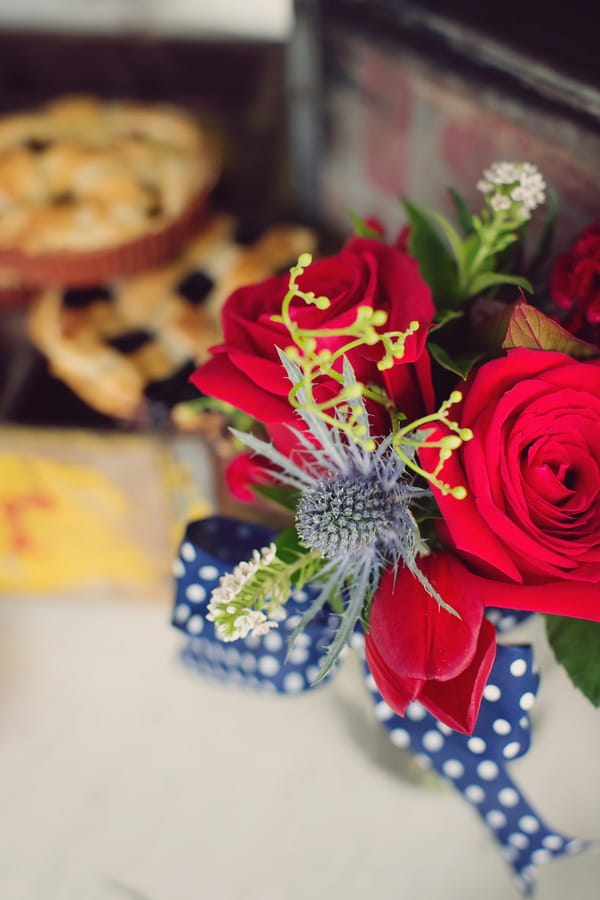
<box><xmin>172</xmin><ymin>162</ymin><xmax>599</xmax><ymax>892</ymax></box>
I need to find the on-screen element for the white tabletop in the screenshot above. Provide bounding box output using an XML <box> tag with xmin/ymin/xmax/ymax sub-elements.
<box><xmin>0</xmin><ymin>595</ymin><xmax>599</xmax><ymax>900</ymax></box>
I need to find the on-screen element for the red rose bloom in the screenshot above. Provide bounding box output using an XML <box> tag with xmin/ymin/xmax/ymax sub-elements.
<box><xmin>424</xmin><ymin>348</ymin><xmax>600</xmax><ymax>621</ymax></box>
<box><xmin>192</xmin><ymin>238</ymin><xmax>435</xmax><ymax>453</ymax></box>
<box><xmin>551</xmin><ymin>222</ymin><xmax>600</xmax><ymax>342</ymax></box>
<box><xmin>365</xmin><ymin>554</ymin><xmax>496</xmax><ymax>734</ymax></box>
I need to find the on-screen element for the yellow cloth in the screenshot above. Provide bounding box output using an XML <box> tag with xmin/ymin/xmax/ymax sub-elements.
<box><xmin>0</xmin><ymin>428</ymin><xmax>211</xmax><ymax>599</ymax></box>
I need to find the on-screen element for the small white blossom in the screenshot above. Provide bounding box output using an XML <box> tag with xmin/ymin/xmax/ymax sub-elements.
<box><xmin>206</xmin><ymin>543</ymin><xmax>280</xmax><ymax>641</ymax></box>
<box><xmin>478</xmin><ymin>161</ymin><xmax>545</xmax><ymax>216</ymax></box>
<box><xmin>490</xmin><ymin>193</ymin><xmax>512</xmax><ymax>211</ymax></box>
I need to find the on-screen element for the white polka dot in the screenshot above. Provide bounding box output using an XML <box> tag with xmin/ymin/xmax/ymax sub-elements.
<box><xmin>542</xmin><ymin>834</ymin><xmax>563</xmax><ymax>850</ymax></box>
<box><xmin>520</xmin><ymin>867</ymin><xmax>536</xmax><ymax>887</ymax></box>
<box><xmin>468</xmin><ymin>737</ymin><xmax>487</xmax><ymax>754</ymax></box>
<box><xmin>437</xmin><ymin>722</ymin><xmax>452</xmax><ymax>736</ymax></box>
<box><xmin>501</xmin><ymin>846</ymin><xmax>518</xmax><ymax>862</ymax></box>
<box><xmin>292</xmin><ymin>589</ymin><xmax>308</xmax><ymax>603</ymax></box>
<box><xmin>486</xmin><ymin>609</ymin><xmax>501</xmax><ymax>624</ymax></box>
<box><xmin>224</xmin><ymin>647</ymin><xmax>240</xmax><ymax>667</ymax></box>
<box><xmin>288</xmin><ymin>646</ymin><xmax>309</xmax><ymax>665</ymax></box>
<box><xmin>365</xmin><ymin>673</ymin><xmax>378</xmax><ymax>692</ymax></box>
<box><xmin>198</xmin><ymin>565</ymin><xmax>219</xmax><ymax>581</ymax></box>
<box><xmin>414</xmin><ymin>753</ymin><xmax>432</xmax><ymax>770</ymax></box>
<box><xmin>389</xmin><ymin>728</ymin><xmax>411</xmax><ymax>748</ymax></box>
<box><xmin>487</xmin><ymin>809</ymin><xmax>507</xmax><ymax>829</ymax></box>
<box><xmin>293</xmin><ymin>633</ymin><xmax>311</xmax><ymax>648</ymax></box>
<box><xmin>493</xmin><ymin>718</ymin><xmax>511</xmax><ymax>735</ymax></box>
<box><xmin>181</xmin><ymin>542</ymin><xmax>196</xmax><ymax>561</ymax></box>
<box><xmin>172</xmin><ymin>559</ymin><xmax>185</xmax><ymax>577</ymax></box>
<box><xmin>186</xmin><ymin>583</ymin><xmax>207</xmax><ymax>602</ymax></box>
<box><xmin>465</xmin><ymin>785</ymin><xmax>485</xmax><ymax>804</ymax></box>
<box><xmin>258</xmin><ymin>680</ymin><xmax>277</xmax><ymax>693</ymax></box>
<box><xmin>500</xmin><ymin>615</ymin><xmax>517</xmax><ymax>630</ymax></box>
<box><xmin>406</xmin><ymin>702</ymin><xmax>426</xmax><ymax>721</ymax></box>
<box><xmin>173</xmin><ymin>603</ymin><xmax>190</xmax><ymax>624</ymax></box>
<box><xmin>350</xmin><ymin>631</ymin><xmax>365</xmax><ymax>651</ymax></box>
<box><xmin>306</xmin><ymin>666</ymin><xmax>320</xmax><ymax>684</ymax></box>
<box><xmin>510</xmin><ymin>658</ymin><xmax>527</xmax><ymax>677</ymax></box>
<box><xmin>263</xmin><ymin>631</ymin><xmax>283</xmax><ymax>652</ymax></box>
<box><xmin>498</xmin><ymin>787</ymin><xmax>520</xmax><ymax>807</ymax></box>
<box><xmin>244</xmin><ymin>634</ymin><xmax>261</xmax><ymax>650</ymax></box>
<box><xmin>520</xmin><ymin>692</ymin><xmax>535</xmax><ymax>711</ymax></box>
<box><xmin>186</xmin><ymin>615</ymin><xmax>204</xmax><ymax>635</ymax></box>
<box><xmin>258</xmin><ymin>655</ymin><xmax>280</xmax><ymax>677</ymax></box>
<box><xmin>565</xmin><ymin>838</ymin><xmax>584</xmax><ymax>854</ymax></box>
<box><xmin>503</xmin><ymin>742</ymin><xmax>521</xmax><ymax>759</ymax></box>
<box><xmin>484</xmin><ymin>684</ymin><xmax>501</xmax><ymax>702</ymax></box>
<box><xmin>285</xmin><ymin>615</ymin><xmax>302</xmax><ymax>631</ymax></box>
<box><xmin>519</xmin><ymin>716</ymin><xmax>529</xmax><ymax>729</ymax></box>
<box><xmin>422</xmin><ymin>730</ymin><xmax>444</xmax><ymax>752</ymax></box>
<box><xmin>375</xmin><ymin>700</ymin><xmax>394</xmax><ymax>721</ymax></box>
<box><xmin>205</xmin><ymin>641</ymin><xmax>223</xmax><ymax>661</ymax></box>
<box><xmin>235</xmin><ymin>524</ymin><xmax>252</xmax><ymax>537</ymax></box>
<box><xmin>532</xmin><ymin>848</ymin><xmax>552</xmax><ymax>865</ymax></box>
<box><xmin>519</xmin><ymin>816</ymin><xmax>540</xmax><ymax>834</ymax></box>
<box><xmin>508</xmin><ymin>832</ymin><xmax>529</xmax><ymax>849</ymax></box>
<box><xmin>477</xmin><ymin>760</ymin><xmax>499</xmax><ymax>780</ymax></box>
<box><xmin>283</xmin><ymin>672</ymin><xmax>305</xmax><ymax>693</ymax></box>
<box><xmin>442</xmin><ymin>759</ymin><xmax>464</xmax><ymax>779</ymax></box>
<box><xmin>240</xmin><ymin>652</ymin><xmax>257</xmax><ymax>672</ymax></box>
<box><xmin>228</xmin><ymin>670</ymin><xmax>244</xmax><ymax>685</ymax></box>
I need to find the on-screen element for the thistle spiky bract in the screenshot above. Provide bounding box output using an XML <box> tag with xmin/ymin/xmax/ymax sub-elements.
<box><xmin>208</xmin><ymin>355</ymin><xmax>460</xmax><ymax>681</ymax></box>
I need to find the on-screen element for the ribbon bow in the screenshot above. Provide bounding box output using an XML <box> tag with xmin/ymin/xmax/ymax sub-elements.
<box><xmin>172</xmin><ymin>517</ymin><xmax>588</xmax><ymax>895</ymax></box>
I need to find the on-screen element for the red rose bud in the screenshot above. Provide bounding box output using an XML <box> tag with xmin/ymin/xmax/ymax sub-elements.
<box><xmin>365</xmin><ymin>554</ymin><xmax>496</xmax><ymax>734</ymax></box>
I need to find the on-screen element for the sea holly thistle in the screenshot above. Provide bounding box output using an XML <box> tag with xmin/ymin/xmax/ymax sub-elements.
<box><xmin>207</xmin><ymin>253</ymin><xmax>474</xmax><ymax>677</ymax></box>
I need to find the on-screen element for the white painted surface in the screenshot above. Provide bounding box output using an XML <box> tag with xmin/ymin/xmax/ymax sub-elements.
<box><xmin>0</xmin><ymin>597</ymin><xmax>598</xmax><ymax>900</ymax></box>
<box><xmin>0</xmin><ymin>0</ymin><xmax>292</xmax><ymax>39</ymax></box>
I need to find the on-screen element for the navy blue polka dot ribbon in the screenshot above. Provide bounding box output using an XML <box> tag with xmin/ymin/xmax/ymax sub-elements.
<box><xmin>172</xmin><ymin>516</ymin><xmax>590</xmax><ymax>894</ymax></box>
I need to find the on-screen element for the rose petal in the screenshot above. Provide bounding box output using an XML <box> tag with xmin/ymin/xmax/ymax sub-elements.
<box><xmin>367</xmin><ymin>554</ymin><xmax>485</xmax><ymax>683</ymax></box>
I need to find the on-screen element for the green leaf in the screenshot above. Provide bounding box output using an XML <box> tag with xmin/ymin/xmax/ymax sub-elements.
<box><xmin>545</xmin><ymin>615</ymin><xmax>600</xmax><ymax>706</ymax></box>
<box><xmin>468</xmin><ymin>271</ymin><xmax>533</xmax><ymax>296</ymax></box>
<box><xmin>274</xmin><ymin>525</ymin><xmax>307</xmax><ymax>563</ymax></box>
<box><xmin>430</xmin><ymin>308</ymin><xmax>464</xmax><ymax>332</ymax></box>
<box><xmin>348</xmin><ymin>211</ymin><xmax>382</xmax><ymax>240</ymax></box>
<box><xmin>447</xmin><ymin>186</ymin><xmax>474</xmax><ymax>235</ymax></box>
<box><xmin>427</xmin><ymin>341</ymin><xmax>484</xmax><ymax>379</ymax></box>
<box><xmin>253</xmin><ymin>483</ymin><xmax>301</xmax><ymax>512</ymax></box>
<box><xmin>502</xmin><ymin>301</ymin><xmax>600</xmax><ymax>358</ymax></box>
<box><xmin>426</xmin><ymin>208</ymin><xmax>466</xmax><ymax>271</ymax></box>
<box><xmin>402</xmin><ymin>198</ymin><xmax>460</xmax><ymax>306</ymax></box>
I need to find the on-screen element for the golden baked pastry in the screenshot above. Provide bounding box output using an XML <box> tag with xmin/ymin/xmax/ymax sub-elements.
<box><xmin>27</xmin><ymin>214</ymin><xmax>315</xmax><ymax>419</ymax></box>
<box><xmin>0</xmin><ymin>95</ymin><xmax>221</xmax><ymax>285</ymax></box>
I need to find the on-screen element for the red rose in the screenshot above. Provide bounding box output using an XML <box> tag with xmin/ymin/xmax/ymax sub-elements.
<box><xmin>424</xmin><ymin>348</ymin><xmax>600</xmax><ymax>620</ymax></box>
<box><xmin>192</xmin><ymin>238</ymin><xmax>435</xmax><ymax>452</ymax></box>
<box><xmin>224</xmin><ymin>452</ymin><xmax>280</xmax><ymax>503</ymax></box>
<box><xmin>365</xmin><ymin>554</ymin><xmax>496</xmax><ymax>734</ymax></box>
<box><xmin>551</xmin><ymin>222</ymin><xmax>600</xmax><ymax>343</ymax></box>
